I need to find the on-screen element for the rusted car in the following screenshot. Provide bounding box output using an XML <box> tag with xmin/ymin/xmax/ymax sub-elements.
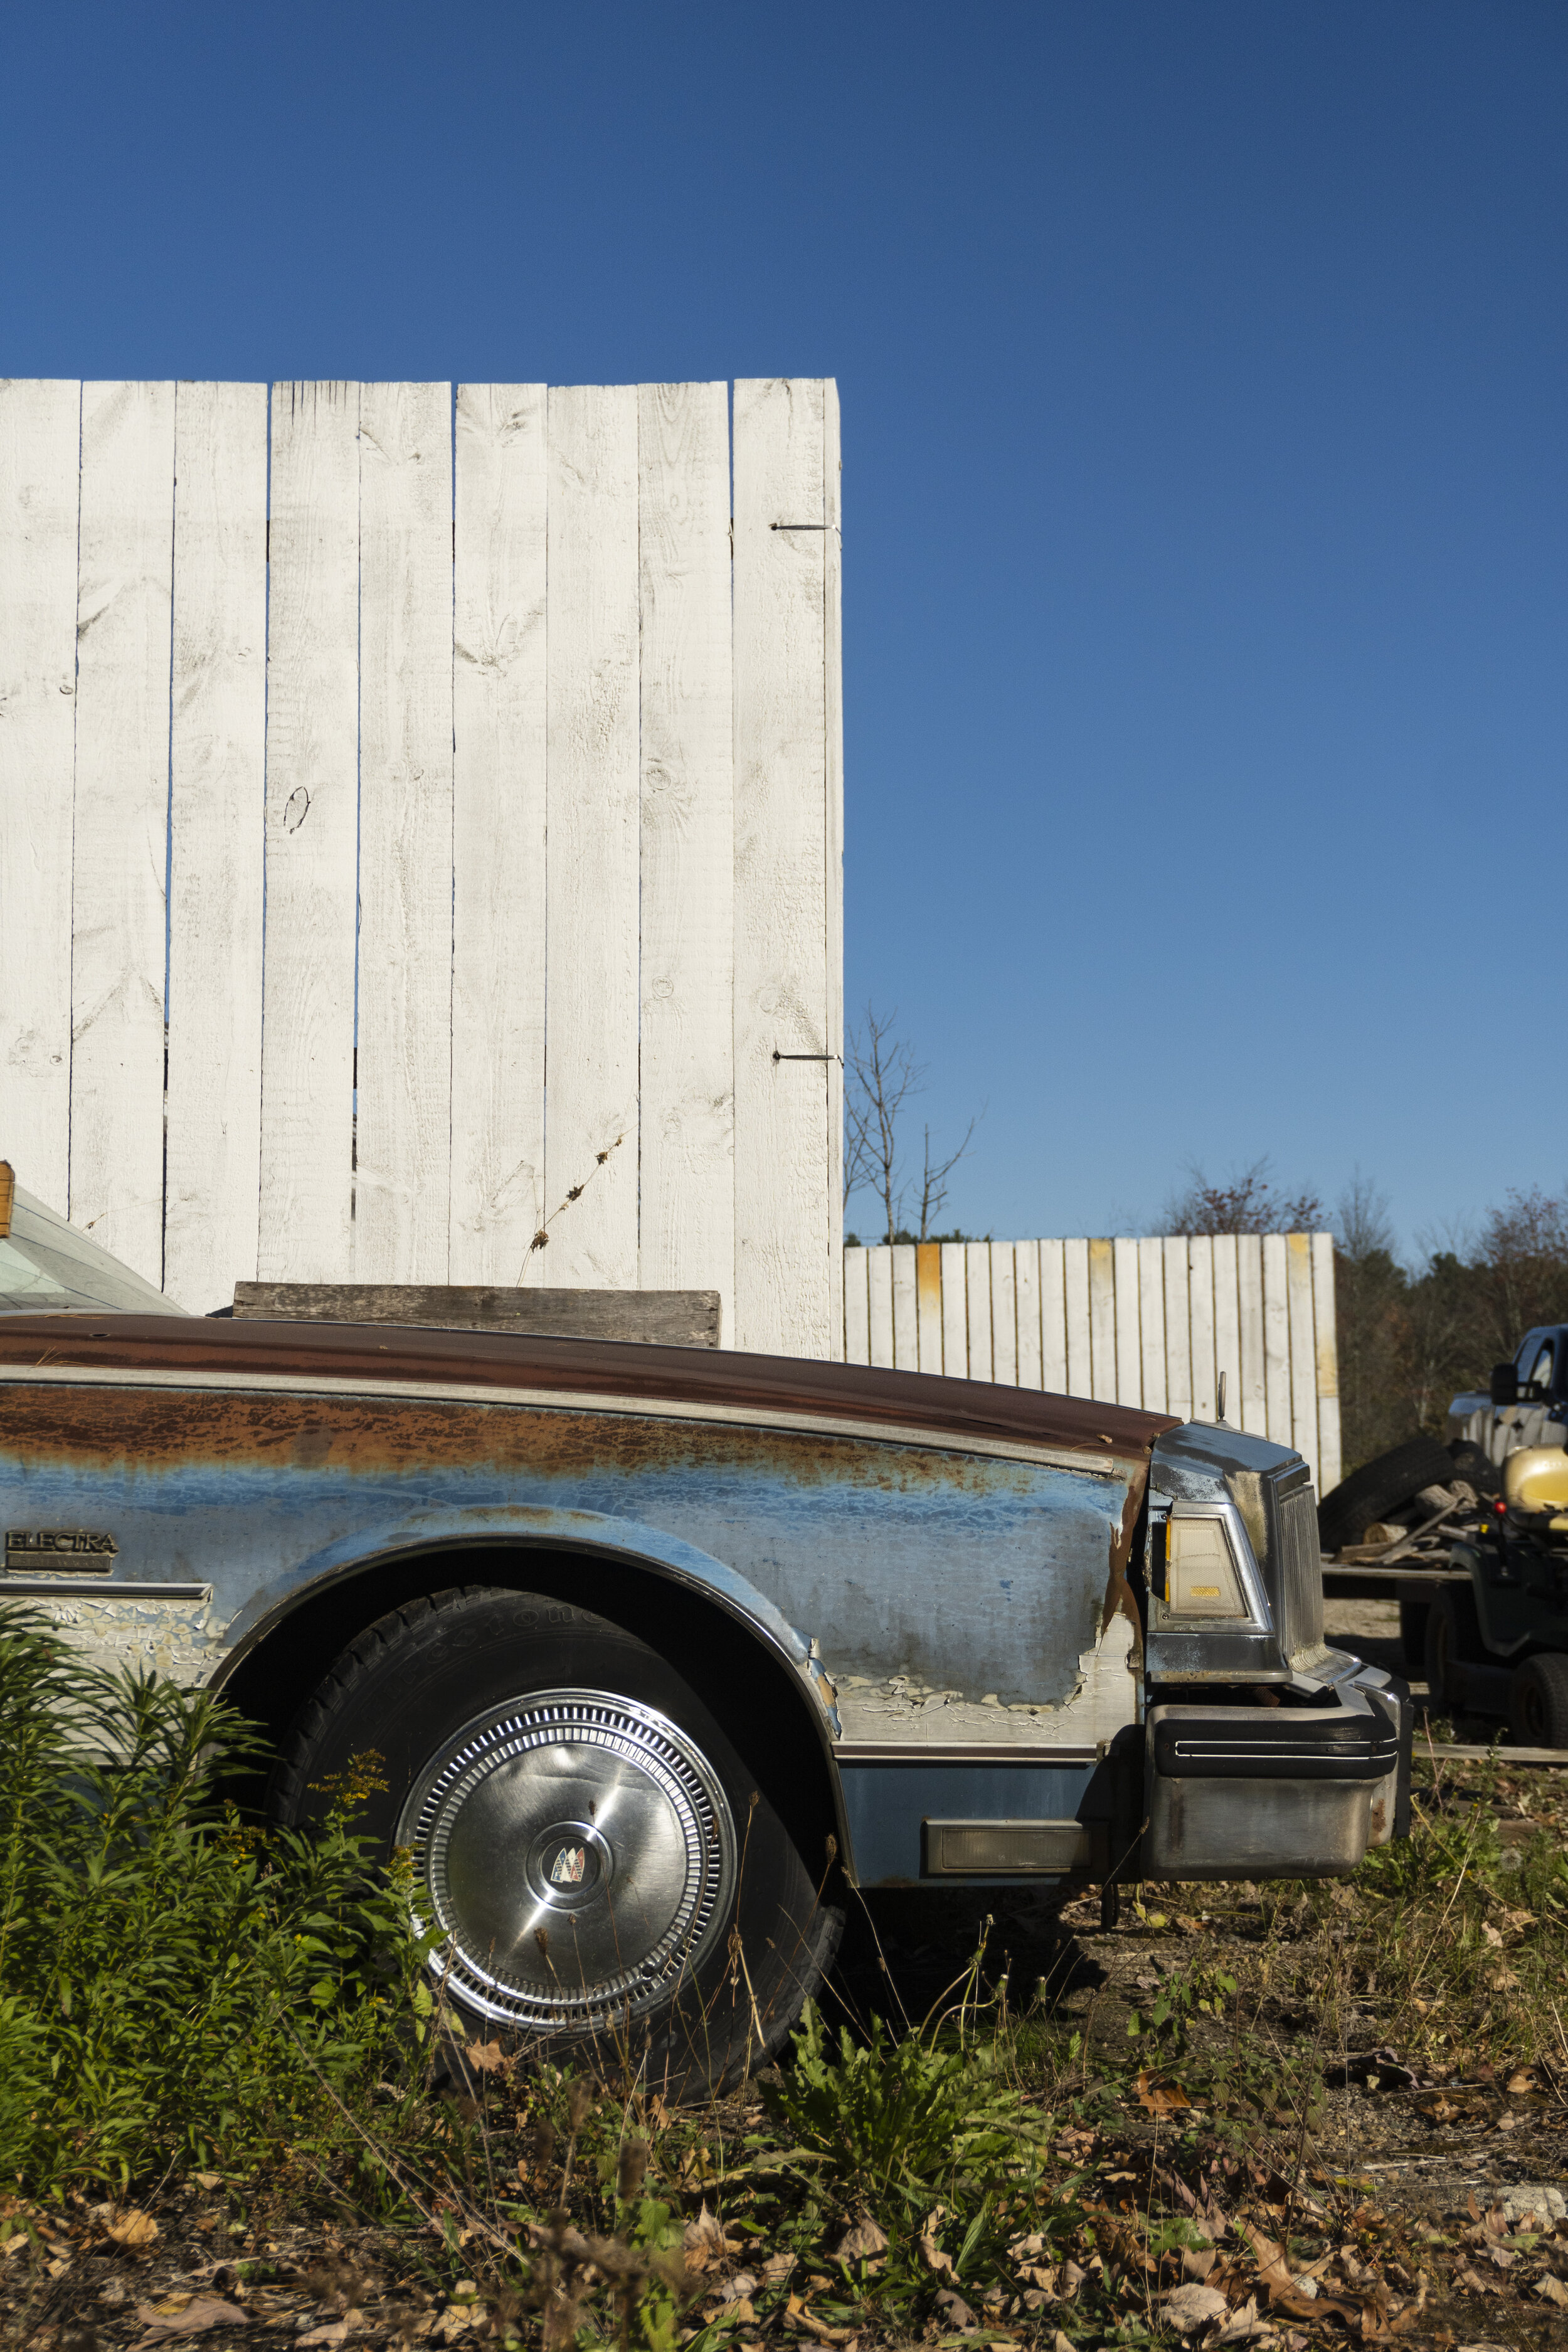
<box><xmin>0</xmin><ymin>1172</ymin><xmax>1409</xmax><ymax>2088</ymax></box>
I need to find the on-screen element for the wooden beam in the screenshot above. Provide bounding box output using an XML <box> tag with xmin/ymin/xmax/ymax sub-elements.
<box><xmin>231</xmin><ymin>1282</ymin><xmax>721</xmax><ymax>1347</ymax></box>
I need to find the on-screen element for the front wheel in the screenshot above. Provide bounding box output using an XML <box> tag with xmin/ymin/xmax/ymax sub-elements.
<box><xmin>1510</xmin><ymin>1653</ymin><xmax>1568</xmax><ymax>1748</ymax></box>
<box><xmin>270</xmin><ymin>1587</ymin><xmax>842</xmax><ymax>2095</ymax></box>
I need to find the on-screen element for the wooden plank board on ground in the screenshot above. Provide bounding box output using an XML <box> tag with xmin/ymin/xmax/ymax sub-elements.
<box><xmin>733</xmin><ymin>378</ymin><xmax>832</xmax><ymax>1355</ymax></box>
<box><xmin>0</xmin><ymin>379</ymin><xmax>80</xmax><ymax>1213</ymax></box>
<box><xmin>356</xmin><ymin>381</ymin><xmax>454</xmax><ymax>1284</ymax></box>
<box><xmin>258</xmin><ymin>383</ymin><xmax>361</xmax><ymax>1282</ymax></box>
<box><xmin>450</xmin><ymin>383</ymin><xmax>548</xmax><ymax>1285</ymax></box>
<box><xmin>71</xmin><ymin>380</ymin><xmax>176</xmax><ymax>1286</ymax></box>
<box><xmin>165</xmin><ymin>381</ymin><xmax>267</xmax><ymax>1311</ymax></box>
<box><xmin>637</xmin><ymin>383</ymin><xmax>735</xmax><ymax>1332</ymax></box>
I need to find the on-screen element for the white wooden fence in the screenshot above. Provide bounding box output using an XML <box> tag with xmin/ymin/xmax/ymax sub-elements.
<box><xmin>0</xmin><ymin>379</ymin><xmax>844</xmax><ymax>1355</ymax></box>
<box><xmin>844</xmin><ymin>1236</ymin><xmax>1342</xmax><ymax>1494</ymax></box>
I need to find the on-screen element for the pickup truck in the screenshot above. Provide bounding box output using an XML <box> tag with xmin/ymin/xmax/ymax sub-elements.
<box><xmin>0</xmin><ymin>1170</ymin><xmax>1410</xmax><ymax>2090</ymax></box>
<box><xmin>1448</xmin><ymin>1326</ymin><xmax>1568</xmax><ymax>1484</ymax></box>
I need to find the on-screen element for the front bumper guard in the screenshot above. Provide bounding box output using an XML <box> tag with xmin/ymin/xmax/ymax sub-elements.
<box><xmin>1144</xmin><ymin>1663</ymin><xmax>1411</xmax><ymax>1880</ymax></box>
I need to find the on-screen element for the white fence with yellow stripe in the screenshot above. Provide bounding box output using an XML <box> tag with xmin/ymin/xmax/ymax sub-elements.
<box><xmin>844</xmin><ymin>1234</ymin><xmax>1341</xmax><ymax>1495</ymax></box>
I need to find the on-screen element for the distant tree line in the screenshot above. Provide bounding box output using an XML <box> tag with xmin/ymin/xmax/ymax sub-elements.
<box><xmin>1163</xmin><ymin>1160</ymin><xmax>1568</xmax><ymax>1481</ymax></box>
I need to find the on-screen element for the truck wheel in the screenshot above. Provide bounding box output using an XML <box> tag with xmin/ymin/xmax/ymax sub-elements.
<box><xmin>1424</xmin><ymin>1586</ymin><xmax>1485</xmax><ymax>1713</ymax></box>
<box><xmin>1509</xmin><ymin>1654</ymin><xmax>1568</xmax><ymax>1749</ymax></box>
<box><xmin>270</xmin><ymin>1586</ymin><xmax>842</xmax><ymax>2097</ymax></box>
<box><xmin>1398</xmin><ymin>1599</ymin><xmax>1430</xmax><ymax>1674</ymax></box>
<box><xmin>1448</xmin><ymin>1442</ymin><xmax>1499</xmax><ymax>1498</ymax></box>
<box><xmin>1317</xmin><ymin>1436</ymin><xmax>1454</xmax><ymax>1554</ymax></box>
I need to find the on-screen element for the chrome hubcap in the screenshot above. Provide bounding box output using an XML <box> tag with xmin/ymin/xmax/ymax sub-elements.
<box><xmin>396</xmin><ymin>1689</ymin><xmax>734</xmax><ymax>2032</ymax></box>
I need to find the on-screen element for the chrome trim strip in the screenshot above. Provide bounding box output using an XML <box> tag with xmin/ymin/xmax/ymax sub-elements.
<box><xmin>0</xmin><ymin>1362</ymin><xmax>1130</xmax><ymax>1477</ymax></box>
<box><xmin>836</xmin><ymin>1740</ymin><xmax>1100</xmax><ymax>1764</ymax></box>
<box><xmin>0</xmin><ymin>1579</ymin><xmax>212</xmax><ymax>1601</ymax></box>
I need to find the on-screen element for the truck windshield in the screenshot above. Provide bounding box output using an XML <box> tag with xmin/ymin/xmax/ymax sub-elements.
<box><xmin>0</xmin><ymin>1182</ymin><xmax>188</xmax><ymax>1317</ymax></box>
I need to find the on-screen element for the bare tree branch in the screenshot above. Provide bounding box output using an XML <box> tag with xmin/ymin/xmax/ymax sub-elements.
<box><xmin>915</xmin><ymin>1116</ymin><xmax>977</xmax><ymax>1242</ymax></box>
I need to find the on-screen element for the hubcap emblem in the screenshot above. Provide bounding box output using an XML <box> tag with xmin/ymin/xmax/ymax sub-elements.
<box><xmin>549</xmin><ymin>1845</ymin><xmax>586</xmax><ymax>1885</ymax></box>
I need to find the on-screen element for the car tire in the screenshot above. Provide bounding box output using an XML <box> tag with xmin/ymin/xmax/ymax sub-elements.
<box><xmin>1509</xmin><ymin>1653</ymin><xmax>1568</xmax><ymax>1749</ymax></box>
<box><xmin>1424</xmin><ymin>1585</ymin><xmax>1485</xmax><ymax>1714</ymax></box>
<box><xmin>1448</xmin><ymin>1442</ymin><xmax>1499</xmax><ymax>1499</ymax></box>
<box><xmin>270</xmin><ymin>1586</ymin><xmax>842</xmax><ymax>2097</ymax></box>
<box><xmin>1398</xmin><ymin>1599</ymin><xmax>1430</xmax><ymax>1675</ymax></box>
<box><xmin>1317</xmin><ymin>1436</ymin><xmax>1456</xmax><ymax>1554</ymax></box>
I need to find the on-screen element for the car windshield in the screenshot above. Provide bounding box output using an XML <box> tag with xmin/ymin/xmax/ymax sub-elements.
<box><xmin>0</xmin><ymin>1176</ymin><xmax>188</xmax><ymax>1316</ymax></box>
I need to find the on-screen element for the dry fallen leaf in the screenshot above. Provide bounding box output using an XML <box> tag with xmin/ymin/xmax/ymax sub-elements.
<box><xmin>107</xmin><ymin>2210</ymin><xmax>160</xmax><ymax>2252</ymax></box>
<box><xmin>834</xmin><ymin>2217</ymin><xmax>889</xmax><ymax>2262</ymax></box>
<box><xmin>1136</xmin><ymin>2069</ymin><xmax>1192</xmax><ymax>2115</ymax></box>
<box><xmin>1160</xmin><ymin>2281</ymin><xmax>1229</xmax><ymax>2334</ymax></box>
<box><xmin>918</xmin><ymin>2233</ymin><xmax>954</xmax><ymax>2278</ymax></box>
<box><xmin>133</xmin><ymin>2297</ymin><xmax>250</xmax><ymax>2343</ymax></box>
<box><xmin>464</xmin><ymin>2038</ymin><xmax>504</xmax><ymax>2072</ymax></box>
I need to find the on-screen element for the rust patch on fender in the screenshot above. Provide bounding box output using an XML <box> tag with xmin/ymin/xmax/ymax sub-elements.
<box><xmin>1101</xmin><ymin>1467</ymin><xmax>1150</xmax><ymax>1673</ymax></box>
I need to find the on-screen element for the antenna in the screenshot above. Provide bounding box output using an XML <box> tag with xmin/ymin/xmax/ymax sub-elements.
<box><xmin>1217</xmin><ymin>1370</ymin><xmax>1227</xmax><ymax>1424</ymax></box>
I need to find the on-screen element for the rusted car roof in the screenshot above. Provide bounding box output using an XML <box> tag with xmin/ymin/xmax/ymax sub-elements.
<box><xmin>0</xmin><ymin>1313</ymin><xmax>1179</xmax><ymax>1458</ymax></box>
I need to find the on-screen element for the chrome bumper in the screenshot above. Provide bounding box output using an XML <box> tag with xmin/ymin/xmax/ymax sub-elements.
<box><xmin>1143</xmin><ymin>1656</ymin><xmax>1411</xmax><ymax>1880</ymax></box>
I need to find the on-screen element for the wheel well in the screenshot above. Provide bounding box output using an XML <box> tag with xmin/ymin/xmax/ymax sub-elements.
<box><xmin>216</xmin><ymin>1543</ymin><xmax>842</xmax><ymax>1877</ymax></box>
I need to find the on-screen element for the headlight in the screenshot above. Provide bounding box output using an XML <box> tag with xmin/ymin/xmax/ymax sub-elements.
<box><xmin>1159</xmin><ymin>1514</ymin><xmax>1249</xmax><ymax>1619</ymax></box>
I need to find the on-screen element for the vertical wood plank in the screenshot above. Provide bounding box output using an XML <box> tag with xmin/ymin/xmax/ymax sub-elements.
<box><xmin>1113</xmin><ymin>1236</ymin><xmax>1141</xmax><ymax>1406</ymax></box>
<box><xmin>258</xmin><ymin>381</ymin><xmax>359</xmax><ymax>1281</ymax></box>
<box><xmin>1137</xmin><ymin>1236</ymin><xmax>1167</xmax><ymax>1412</ymax></box>
<box><xmin>70</xmin><ymin>381</ymin><xmax>175</xmax><ymax>1285</ymax></box>
<box><xmin>1261</xmin><ymin>1232</ymin><xmax>1292</xmax><ymax>1443</ymax></box>
<box><xmin>1064</xmin><ymin>1239</ymin><xmax>1091</xmax><ymax>1396</ymax></box>
<box><xmin>867</xmin><ymin>1244</ymin><xmax>894</xmax><ymax>1368</ymax></box>
<box><xmin>916</xmin><ymin>1239</ymin><xmax>944</xmax><ymax>1371</ymax></box>
<box><xmin>1237</xmin><ymin>1234</ymin><xmax>1268</xmax><ymax>1434</ymax></box>
<box><xmin>543</xmin><ymin>385</ymin><xmax>641</xmax><ymax>1285</ymax></box>
<box><xmin>637</xmin><ymin>383</ymin><xmax>734</xmax><ymax>1332</ymax></box>
<box><xmin>1163</xmin><ymin>1237</ymin><xmax>1193</xmax><ymax>1422</ymax></box>
<box><xmin>1040</xmin><ymin>1237</ymin><xmax>1068</xmax><ymax>1394</ymax></box>
<box><xmin>891</xmin><ymin>1241</ymin><xmax>918</xmax><ymax>1369</ymax></box>
<box><xmin>1212</xmin><ymin>1233</ymin><xmax>1241</xmax><ymax>1425</ymax></box>
<box><xmin>991</xmin><ymin>1242</ymin><xmax>1018</xmax><ymax>1385</ymax></box>
<box><xmin>356</xmin><ymin>381</ymin><xmax>454</xmax><ymax>1283</ymax></box>
<box><xmin>733</xmin><ymin>379</ymin><xmax>832</xmax><ymax>1355</ymax></box>
<box><xmin>940</xmin><ymin>1240</ymin><xmax>968</xmax><ymax>1376</ymax></box>
<box><xmin>843</xmin><ymin>1243</ymin><xmax>869</xmax><ymax>1364</ymax></box>
<box><xmin>1312</xmin><ymin>1231</ymin><xmax>1342</xmax><ymax>1495</ymax></box>
<box><xmin>1286</xmin><ymin>1232</ymin><xmax>1318</xmax><ymax>1475</ymax></box>
<box><xmin>450</xmin><ymin>384</ymin><xmax>548</xmax><ymax>1285</ymax></box>
<box><xmin>823</xmin><ymin>383</ymin><xmax>845</xmax><ymax>1359</ymax></box>
<box><xmin>0</xmin><ymin>379</ymin><xmax>79</xmax><ymax>1210</ymax></box>
<box><xmin>965</xmin><ymin>1241</ymin><xmax>993</xmax><ymax>1383</ymax></box>
<box><xmin>165</xmin><ymin>381</ymin><xmax>267</xmax><ymax>1310</ymax></box>
<box><xmin>1187</xmin><ymin>1236</ymin><xmax>1217</xmax><ymax>1420</ymax></box>
<box><xmin>1088</xmin><ymin>1237</ymin><xmax>1117</xmax><ymax>1402</ymax></box>
<box><xmin>1015</xmin><ymin>1239</ymin><xmax>1043</xmax><ymax>1389</ymax></box>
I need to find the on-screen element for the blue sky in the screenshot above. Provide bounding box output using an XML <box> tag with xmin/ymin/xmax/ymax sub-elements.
<box><xmin>5</xmin><ymin>2</ymin><xmax>1564</xmax><ymax>1258</ymax></box>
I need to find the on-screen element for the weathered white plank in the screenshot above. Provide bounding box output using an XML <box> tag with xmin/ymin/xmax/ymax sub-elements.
<box><xmin>165</xmin><ymin>382</ymin><xmax>267</xmax><ymax>1310</ymax></box>
<box><xmin>1088</xmin><ymin>1237</ymin><xmax>1117</xmax><ymax>1402</ymax></box>
<box><xmin>1064</xmin><ymin>1239</ymin><xmax>1091</xmax><ymax>1396</ymax></box>
<box><xmin>891</xmin><ymin>1241</ymin><xmax>918</xmax><ymax>1369</ymax></box>
<box><xmin>542</xmin><ymin>385</ymin><xmax>641</xmax><ymax>1286</ymax></box>
<box><xmin>941</xmin><ymin>1240</ymin><xmax>968</xmax><ymax>1375</ymax></box>
<box><xmin>450</xmin><ymin>384</ymin><xmax>548</xmax><ymax>1285</ymax></box>
<box><xmin>1039</xmin><ymin>1238</ymin><xmax>1068</xmax><ymax>1393</ymax></box>
<box><xmin>1015</xmin><ymin>1240</ymin><xmax>1043</xmax><ymax>1389</ymax></box>
<box><xmin>1236</xmin><ymin>1234</ymin><xmax>1268</xmax><ymax>1434</ymax></box>
<box><xmin>1311</xmin><ymin>1231</ymin><xmax>1342</xmax><ymax>1494</ymax></box>
<box><xmin>966</xmin><ymin>1241</ymin><xmax>993</xmax><ymax>1382</ymax></box>
<box><xmin>733</xmin><ymin>379</ymin><xmax>832</xmax><ymax>1355</ymax></box>
<box><xmin>991</xmin><ymin>1242</ymin><xmax>1018</xmax><ymax>1384</ymax></box>
<box><xmin>1286</xmin><ymin>1232</ymin><xmax>1318</xmax><ymax>1474</ymax></box>
<box><xmin>258</xmin><ymin>382</ymin><xmax>359</xmax><ymax>1281</ymax></box>
<box><xmin>824</xmin><ymin>383</ymin><xmax>845</xmax><ymax>1359</ymax></box>
<box><xmin>1137</xmin><ymin>1236</ymin><xmax>1167</xmax><ymax>1412</ymax></box>
<box><xmin>844</xmin><ymin>1243</ymin><xmax>870</xmax><ymax>1364</ymax></box>
<box><xmin>916</xmin><ymin>1240</ymin><xmax>944</xmax><ymax>1372</ymax></box>
<box><xmin>356</xmin><ymin>381</ymin><xmax>454</xmax><ymax>1283</ymax></box>
<box><xmin>867</xmin><ymin>1242</ymin><xmax>894</xmax><ymax>1369</ymax></box>
<box><xmin>1163</xmin><ymin>1237</ymin><xmax>1193</xmax><ymax>1422</ymax></box>
<box><xmin>0</xmin><ymin>379</ymin><xmax>79</xmax><ymax>1211</ymax></box>
<box><xmin>1261</xmin><ymin>1232</ymin><xmax>1292</xmax><ymax>1444</ymax></box>
<box><xmin>1212</xmin><ymin>1234</ymin><xmax>1241</xmax><ymax>1426</ymax></box>
<box><xmin>70</xmin><ymin>381</ymin><xmax>174</xmax><ymax>1285</ymax></box>
<box><xmin>1113</xmin><ymin>1236</ymin><xmax>1141</xmax><ymax>1406</ymax></box>
<box><xmin>637</xmin><ymin>383</ymin><xmax>734</xmax><ymax>1330</ymax></box>
<box><xmin>1187</xmin><ymin>1236</ymin><xmax>1217</xmax><ymax>1421</ymax></box>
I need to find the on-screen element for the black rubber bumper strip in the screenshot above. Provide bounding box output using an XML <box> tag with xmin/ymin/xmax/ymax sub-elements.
<box><xmin>1153</xmin><ymin>1717</ymin><xmax>1400</xmax><ymax>1783</ymax></box>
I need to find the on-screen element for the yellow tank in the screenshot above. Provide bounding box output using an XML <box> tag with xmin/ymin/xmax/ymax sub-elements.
<box><xmin>1502</xmin><ymin>1446</ymin><xmax>1568</xmax><ymax>1515</ymax></box>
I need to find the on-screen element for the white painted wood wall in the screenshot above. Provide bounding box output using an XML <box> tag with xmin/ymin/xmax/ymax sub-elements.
<box><xmin>844</xmin><ymin>1236</ymin><xmax>1342</xmax><ymax>1494</ymax></box>
<box><xmin>0</xmin><ymin>379</ymin><xmax>844</xmax><ymax>1355</ymax></box>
